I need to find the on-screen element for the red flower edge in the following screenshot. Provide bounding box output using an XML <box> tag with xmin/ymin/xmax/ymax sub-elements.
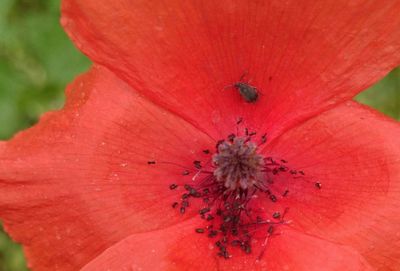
<box><xmin>0</xmin><ymin>0</ymin><xmax>400</xmax><ymax>270</ymax></box>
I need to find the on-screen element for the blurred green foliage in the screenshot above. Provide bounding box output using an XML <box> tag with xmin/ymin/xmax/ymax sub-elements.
<box><xmin>0</xmin><ymin>0</ymin><xmax>399</xmax><ymax>270</ymax></box>
<box><xmin>0</xmin><ymin>0</ymin><xmax>90</xmax><ymax>270</ymax></box>
<box><xmin>0</xmin><ymin>0</ymin><xmax>90</xmax><ymax>140</ymax></box>
<box><xmin>357</xmin><ymin>68</ymin><xmax>400</xmax><ymax>119</ymax></box>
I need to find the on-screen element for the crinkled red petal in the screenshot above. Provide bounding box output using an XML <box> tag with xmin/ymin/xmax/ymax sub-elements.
<box><xmin>81</xmin><ymin>219</ymin><xmax>373</xmax><ymax>271</ymax></box>
<box><xmin>262</xmin><ymin>101</ymin><xmax>400</xmax><ymax>269</ymax></box>
<box><xmin>0</xmin><ymin>65</ymin><xmax>213</xmax><ymax>271</ymax></box>
<box><xmin>62</xmin><ymin>0</ymin><xmax>400</xmax><ymax>139</ymax></box>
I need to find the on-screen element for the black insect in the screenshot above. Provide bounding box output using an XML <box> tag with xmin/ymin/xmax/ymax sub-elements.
<box><xmin>234</xmin><ymin>82</ymin><xmax>258</xmax><ymax>103</ymax></box>
<box><xmin>226</xmin><ymin>73</ymin><xmax>259</xmax><ymax>103</ymax></box>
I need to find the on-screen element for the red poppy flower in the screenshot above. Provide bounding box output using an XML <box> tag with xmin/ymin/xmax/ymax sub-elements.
<box><xmin>1</xmin><ymin>0</ymin><xmax>400</xmax><ymax>270</ymax></box>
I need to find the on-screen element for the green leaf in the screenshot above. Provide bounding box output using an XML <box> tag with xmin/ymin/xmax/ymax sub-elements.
<box><xmin>356</xmin><ymin>68</ymin><xmax>400</xmax><ymax>120</ymax></box>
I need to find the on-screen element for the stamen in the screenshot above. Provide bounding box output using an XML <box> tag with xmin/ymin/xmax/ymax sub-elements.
<box><xmin>260</xmin><ymin>133</ymin><xmax>267</xmax><ymax>144</ymax></box>
<box><xmin>195</xmin><ymin>228</ymin><xmax>205</xmax><ymax>233</ymax></box>
<box><xmin>193</xmin><ymin>160</ymin><xmax>202</xmax><ymax>169</ymax></box>
<box><xmin>272</xmin><ymin>212</ymin><xmax>281</xmax><ymax>219</ymax></box>
<box><xmin>282</xmin><ymin>189</ymin><xmax>289</xmax><ymax>197</ymax></box>
<box><xmin>157</xmin><ymin>125</ymin><xmax>322</xmax><ymax>260</ymax></box>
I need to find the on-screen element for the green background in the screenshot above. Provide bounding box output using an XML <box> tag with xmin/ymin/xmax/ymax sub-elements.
<box><xmin>0</xmin><ymin>0</ymin><xmax>399</xmax><ymax>270</ymax></box>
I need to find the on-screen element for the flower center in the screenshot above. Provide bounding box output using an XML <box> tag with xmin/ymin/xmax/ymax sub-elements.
<box><xmin>213</xmin><ymin>137</ymin><xmax>264</xmax><ymax>190</ymax></box>
<box><xmin>150</xmin><ymin>124</ymin><xmax>321</xmax><ymax>260</ymax></box>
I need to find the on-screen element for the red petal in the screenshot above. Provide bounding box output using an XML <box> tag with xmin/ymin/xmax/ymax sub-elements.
<box><xmin>263</xmin><ymin>101</ymin><xmax>400</xmax><ymax>269</ymax></box>
<box><xmin>81</xmin><ymin>219</ymin><xmax>373</xmax><ymax>271</ymax></box>
<box><xmin>0</xmin><ymin>65</ymin><xmax>213</xmax><ymax>271</ymax></box>
<box><xmin>61</xmin><ymin>0</ymin><xmax>400</xmax><ymax>139</ymax></box>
